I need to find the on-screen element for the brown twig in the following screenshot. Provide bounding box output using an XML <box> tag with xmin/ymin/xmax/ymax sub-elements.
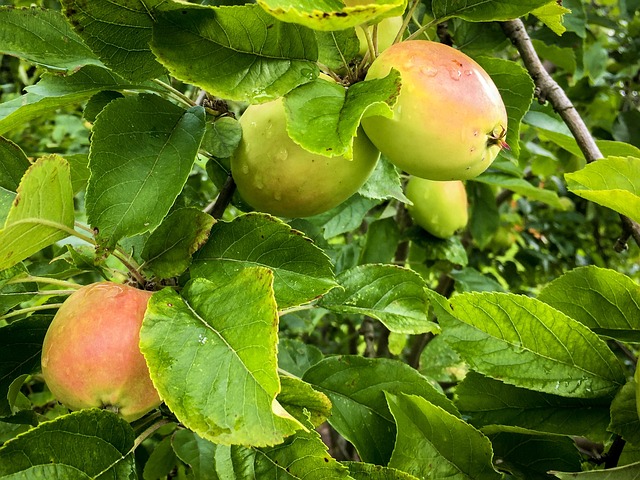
<box><xmin>205</xmin><ymin>174</ymin><xmax>236</xmax><ymax>220</ymax></box>
<box><xmin>501</xmin><ymin>19</ymin><xmax>640</xmax><ymax>249</ymax></box>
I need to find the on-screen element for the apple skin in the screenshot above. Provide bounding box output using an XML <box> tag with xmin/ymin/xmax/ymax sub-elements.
<box><xmin>41</xmin><ymin>282</ymin><xmax>162</xmax><ymax>422</ymax></box>
<box><xmin>405</xmin><ymin>177</ymin><xmax>468</xmax><ymax>238</ymax></box>
<box><xmin>357</xmin><ymin>16</ymin><xmax>404</xmax><ymax>57</ymax></box>
<box><xmin>362</xmin><ymin>40</ymin><xmax>508</xmax><ymax>181</ymax></box>
<box><xmin>231</xmin><ymin>98</ymin><xmax>380</xmax><ymax>218</ymax></box>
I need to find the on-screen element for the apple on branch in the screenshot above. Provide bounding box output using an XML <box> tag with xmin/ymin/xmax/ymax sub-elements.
<box><xmin>41</xmin><ymin>282</ymin><xmax>162</xmax><ymax>422</ymax></box>
<box><xmin>362</xmin><ymin>40</ymin><xmax>508</xmax><ymax>181</ymax></box>
<box><xmin>230</xmin><ymin>97</ymin><xmax>380</xmax><ymax>218</ymax></box>
<box><xmin>405</xmin><ymin>176</ymin><xmax>469</xmax><ymax>239</ymax></box>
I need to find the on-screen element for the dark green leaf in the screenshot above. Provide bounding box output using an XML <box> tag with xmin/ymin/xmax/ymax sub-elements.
<box><xmin>141</xmin><ymin>208</ymin><xmax>215</xmax><ymax>279</ymax></box>
<box><xmin>316</xmin><ymin>30</ymin><xmax>360</xmax><ymax>70</ymax></box>
<box><xmin>202</xmin><ymin>117</ymin><xmax>243</xmax><ymax>159</ymax></box>
<box><xmin>151</xmin><ymin>4</ymin><xmax>318</xmax><ymax>103</ymax></box>
<box><xmin>358</xmin><ymin>155</ymin><xmax>409</xmax><ymax>203</ymax></box>
<box><xmin>61</xmin><ymin>0</ymin><xmax>166</xmax><ymax>81</ymax></box>
<box><xmin>552</xmin><ymin>462</ymin><xmax>640</xmax><ymax>478</ymax></box>
<box><xmin>608</xmin><ymin>382</ymin><xmax>640</xmax><ymax>446</ymax></box>
<box><xmin>386</xmin><ymin>393</ymin><xmax>502</xmax><ymax>480</ymax></box>
<box><xmin>277</xmin><ymin>338</ymin><xmax>324</xmax><ymax>377</ymax></box>
<box><xmin>0</xmin><ymin>316</ymin><xmax>52</xmax><ymax>417</ymax></box>
<box><xmin>143</xmin><ymin>436</ymin><xmax>178</xmax><ymax>480</ymax></box>
<box><xmin>359</xmin><ymin>217</ymin><xmax>401</xmax><ymax>265</ymax></box>
<box><xmin>0</xmin><ymin>264</ymin><xmax>37</xmax><ymax>316</ymax></box>
<box><xmin>191</xmin><ymin>213</ymin><xmax>337</xmax><ymax>309</ymax></box>
<box><xmin>86</xmin><ymin>94</ymin><xmax>206</xmax><ymax>249</ymax></box>
<box><xmin>474</xmin><ymin>172</ymin><xmax>564</xmax><ymax>209</ymax></box>
<box><xmin>303</xmin><ymin>355</ymin><xmax>458</xmax><ymax>465</ymax></box>
<box><xmin>455</xmin><ymin>372</ymin><xmax>612</xmax><ymax>442</ymax></box>
<box><xmin>432</xmin><ymin>0</ymin><xmax>551</xmax><ymax>22</ymax></box>
<box><xmin>309</xmin><ymin>194</ymin><xmax>380</xmax><ymax>239</ymax></box>
<box><xmin>343</xmin><ymin>462</ymin><xmax>419</xmax><ymax>480</ymax></box>
<box><xmin>0</xmin><ymin>409</ymin><xmax>136</xmax><ymax>479</ymax></box>
<box><xmin>0</xmin><ymin>137</ymin><xmax>30</xmax><ymax>192</ymax></box>
<box><xmin>0</xmin><ymin>7</ymin><xmax>102</xmax><ymax>73</ymax></box>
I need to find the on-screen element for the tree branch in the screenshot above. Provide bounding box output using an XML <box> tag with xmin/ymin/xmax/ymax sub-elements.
<box><xmin>501</xmin><ymin>19</ymin><xmax>640</xmax><ymax>249</ymax></box>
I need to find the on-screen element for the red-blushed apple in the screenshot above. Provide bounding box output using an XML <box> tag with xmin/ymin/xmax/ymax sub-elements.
<box><xmin>357</xmin><ymin>16</ymin><xmax>404</xmax><ymax>57</ymax></box>
<box><xmin>41</xmin><ymin>282</ymin><xmax>162</xmax><ymax>422</ymax></box>
<box><xmin>362</xmin><ymin>40</ymin><xmax>508</xmax><ymax>181</ymax></box>
<box><xmin>231</xmin><ymin>97</ymin><xmax>380</xmax><ymax>218</ymax></box>
<box><xmin>405</xmin><ymin>176</ymin><xmax>468</xmax><ymax>238</ymax></box>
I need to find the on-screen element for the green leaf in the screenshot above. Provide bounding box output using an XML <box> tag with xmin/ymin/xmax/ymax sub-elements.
<box><xmin>552</xmin><ymin>462</ymin><xmax>640</xmax><ymax>478</ymax></box>
<box><xmin>430</xmin><ymin>290</ymin><xmax>626</xmax><ymax>398</ymax></box>
<box><xmin>608</xmin><ymin>381</ymin><xmax>640</xmax><ymax>447</ymax></box>
<box><xmin>0</xmin><ymin>138</ymin><xmax>30</xmax><ymax>192</ymax></box>
<box><xmin>532</xmin><ymin>2</ymin><xmax>572</xmax><ymax>35</ymax></box>
<box><xmin>474</xmin><ymin>172</ymin><xmax>564</xmax><ymax>209</ymax></box>
<box><xmin>86</xmin><ymin>94</ymin><xmax>206</xmax><ymax>250</ymax></box>
<box><xmin>61</xmin><ymin>0</ymin><xmax>166</xmax><ymax>81</ymax></box>
<box><xmin>0</xmin><ymin>316</ymin><xmax>52</xmax><ymax>417</ymax></box>
<box><xmin>284</xmin><ymin>72</ymin><xmax>399</xmax><ymax>158</ymax></box>
<box><xmin>0</xmin><ymin>264</ymin><xmax>38</xmax><ymax>316</ymax></box>
<box><xmin>303</xmin><ymin>355</ymin><xmax>458</xmax><ymax>465</ymax></box>
<box><xmin>468</xmin><ymin>181</ymin><xmax>500</xmax><ymax>250</ymax></box>
<box><xmin>309</xmin><ymin>194</ymin><xmax>380</xmax><ymax>239</ymax></box>
<box><xmin>360</xmin><ymin>217</ymin><xmax>401</xmax><ymax>265</ymax></box>
<box><xmin>173</xmin><ymin>426</ymin><xmax>352</xmax><ymax>479</ymax></box>
<box><xmin>278</xmin><ymin>338</ymin><xmax>324</xmax><ymax>378</ymax></box>
<box><xmin>474</xmin><ymin>57</ymin><xmax>534</xmax><ymax>160</ymax></box>
<box><xmin>140</xmin><ymin>271</ymin><xmax>302</xmax><ymax>446</ymax></box>
<box><xmin>202</xmin><ymin>117</ymin><xmax>243</xmax><ymax>159</ymax></box>
<box><xmin>143</xmin><ymin>436</ymin><xmax>178</xmax><ymax>480</ymax></box>
<box><xmin>191</xmin><ymin>213</ymin><xmax>337</xmax><ymax>309</ymax></box>
<box><xmin>151</xmin><ymin>4</ymin><xmax>319</xmax><ymax>103</ymax></box>
<box><xmin>0</xmin><ymin>7</ymin><xmax>102</xmax><ymax>73</ymax></box>
<box><xmin>0</xmin><ymin>409</ymin><xmax>136</xmax><ymax>478</ymax></box>
<box><xmin>0</xmin><ymin>464</ymin><xmax>92</xmax><ymax>479</ymax></box>
<box><xmin>0</xmin><ymin>66</ymin><xmax>143</xmax><ymax>135</ymax></box>
<box><xmin>66</xmin><ymin>153</ymin><xmax>90</xmax><ymax>195</ymax></box>
<box><xmin>565</xmin><ymin>156</ymin><xmax>640</xmax><ymax>223</ymax></box>
<box><xmin>316</xmin><ymin>29</ymin><xmax>360</xmax><ymax>70</ymax></box>
<box><xmin>0</xmin><ymin>155</ymin><xmax>74</xmax><ymax>270</ymax></box>
<box><xmin>386</xmin><ymin>393</ymin><xmax>502</xmax><ymax>480</ymax></box>
<box><xmin>319</xmin><ymin>264</ymin><xmax>439</xmax><ymax>334</ymax></box>
<box><xmin>258</xmin><ymin>0</ymin><xmax>406</xmax><ymax>32</ymax></box>
<box><xmin>141</xmin><ymin>208</ymin><xmax>215</xmax><ymax>279</ymax></box>
<box><xmin>343</xmin><ymin>462</ymin><xmax>419</xmax><ymax>480</ymax></box>
<box><xmin>277</xmin><ymin>376</ymin><xmax>332</xmax><ymax>427</ymax></box>
<box><xmin>455</xmin><ymin>372</ymin><xmax>612</xmax><ymax>442</ymax></box>
<box><xmin>359</xmin><ymin>156</ymin><xmax>409</xmax><ymax>203</ymax></box>
<box><xmin>432</xmin><ymin>0</ymin><xmax>551</xmax><ymax>22</ymax></box>
<box><xmin>537</xmin><ymin>266</ymin><xmax>640</xmax><ymax>338</ymax></box>
<box><xmin>488</xmin><ymin>430</ymin><xmax>582</xmax><ymax>479</ymax></box>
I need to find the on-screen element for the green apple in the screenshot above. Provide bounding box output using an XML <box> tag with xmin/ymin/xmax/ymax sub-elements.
<box><xmin>231</xmin><ymin>97</ymin><xmax>380</xmax><ymax>218</ymax></box>
<box><xmin>405</xmin><ymin>177</ymin><xmax>468</xmax><ymax>238</ymax></box>
<box><xmin>357</xmin><ymin>16</ymin><xmax>404</xmax><ymax>57</ymax></box>
<box><xmin>42</xmin><ymin>282</ymin><xmax>162</xmax><ymax>422</ymax></box>
<box><xmin>362</xmin><ymin>40</ymin><xmax>508</xmax><ymax>181</ymax></box>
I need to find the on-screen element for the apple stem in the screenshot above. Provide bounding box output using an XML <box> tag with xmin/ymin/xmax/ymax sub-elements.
<box><xmin>393</xmin><ymin>0</ymin><xmax>421</xmax><ymax>45</ymax></box>
<box><xmin>0</xmin><ymin>303</ymin><xmax>64</xmax><ymax>321</ymax></box>
<box><xmin>131</xmin><ymin>418</ymin><xmax>172</xmax><ymax>453</ymax></box>
<box><xmin>278</xmin><ymin>303</ymin><xmax>315</xmax><ymax>317</ymax></box>
<box><xmin>112</xmin><ymin>250</ymin><xmax>147</xmax><ymax>287</ymax></box>
<box><xmin>6</xmin><ymin>275</ymin><xmax>82</xmax><ymax>290</ymax></box>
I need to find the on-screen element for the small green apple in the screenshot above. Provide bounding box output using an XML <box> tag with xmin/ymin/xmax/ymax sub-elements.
<box><xmin>357</xmin><ymin>16</ymin><xmax>404</xmax><ymax>57</ymax></box>
<box><xmin>231</xmin><ymin>97</ymin><xmax>380</xmax><ymax>218</ymax></box>
<box><xmin>405</xmin><ymin>177</ymin><xmax>468</xmax><ymax>238</ymax></box>
<box><xmin>362</xmin><ymin>40</ymin><xmax>508</xmax><ymax>181</ymax></box>
<box><xmin>41</xmin><ymin>282</ymin><xmax>161</xmax><ymax>422</ymax></box>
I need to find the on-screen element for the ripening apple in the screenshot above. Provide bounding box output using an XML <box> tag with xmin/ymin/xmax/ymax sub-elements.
<box><xmin>41</xmin><ymin>282</ymin><xmax>162</xmax><ymax>422</ymax></box>
<box><xmin>231</xmin><ymin>97</ymin><xmax>380</xmax><ymax>218</ymax></box>
<box><xmin>362</xmin><ymin>40</ymin><xmax>508</xmax><ymax>181</ymax></box>
<box><xmin>356</xmin><ymin>16</ymin><xmax>404</xmax><ymax>57</ymax></box>
<box><xmin>405</xmin><ymin>177</ymin><xmax>468</xmax><ymax>238</ymax></box>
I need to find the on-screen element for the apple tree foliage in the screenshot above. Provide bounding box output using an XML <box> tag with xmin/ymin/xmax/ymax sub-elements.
<box><xmin>0</xmin><ymin>0</ymin><xmax>639</xmax><ymax>478</ymax></box>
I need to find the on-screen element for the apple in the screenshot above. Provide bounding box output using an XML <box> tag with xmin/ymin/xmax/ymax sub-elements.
<box><xmin>41</xmin><ymin>282</ymin><xmax>162</xmax><ymax>422</ymax></box>
<box><xmin>361</xmin><ymin>40</ymin><xmax>508</xmax><ymax>181</ymax></box>
<box><xmin>231</xmin><ymin>97</ymin><xmax>380</xmax><ymax>218</ymax></box>
<box><xmin>405</xmin><ymin>177</ymin><xmax>468</xmax><ymax>238</ymax></box>
<box><xmin>357</xmin><ymin>16</ymin><xmax>404</xmax><ymax>57</ymax></box>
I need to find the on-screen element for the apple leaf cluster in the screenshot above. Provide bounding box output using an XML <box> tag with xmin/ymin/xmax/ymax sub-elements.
<box><xmin>0</xmin><ymin>0</ymin><xmax>639</xmax><ymax>479</ymax></box>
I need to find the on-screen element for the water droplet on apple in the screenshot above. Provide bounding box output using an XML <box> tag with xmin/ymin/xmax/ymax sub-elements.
<box><xmin>255</xmin><ymin>180</ymin><xmax>264</xmax><ymax>190</ymax></box>
<box><xmin>464</xmin><ymin>70</ymin><xmax>473</xmax><ymax>76</ymax></box>
<box><xmin>275</xmin><ymin>148</ymin><xmax>288</xmax><ymax>161</ymax></box>
<box><xmin>274</xmin><ymin>191</ymin><xmax>282</xmax><ymax>201</ymax></box>
<box><xmin>420</xmin><ymin>66</ymin><xmax>437</xmax><ymax>77</ymax></box>
<box><xmin>449</xmin><ymin>69</ymin><xmax>462</xmax><ymax>81</ymax></box>
<box><xmin>241</xmin><ymin>164</ymin><xmax>249</xmax><ymax>174</ymax></box>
